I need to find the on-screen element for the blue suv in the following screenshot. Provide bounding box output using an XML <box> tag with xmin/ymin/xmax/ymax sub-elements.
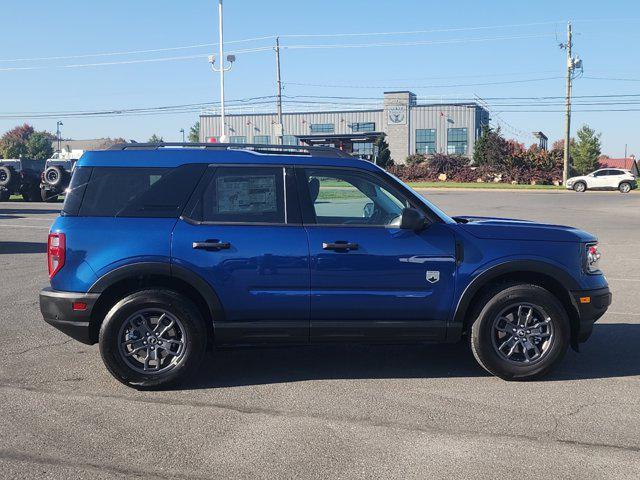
<box><xmin>39</xmin><ymin>143</ymin><xmax>611</xmax><ymax>388</ymax></box>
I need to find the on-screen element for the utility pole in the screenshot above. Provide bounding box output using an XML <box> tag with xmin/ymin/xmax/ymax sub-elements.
<box><xmin>562</xmin><ymin>22</ymin><xmax>573</xmax><ymax>184</ymax></box>
<box><xmin>274</xmin><ymin>36</ymin><xmax>284</xmax><ymax>145</ymax></box>
<box><xmin>180</xmin><ymin>128</ymin><xmax>185</xmax><ymax>142</ymax></box>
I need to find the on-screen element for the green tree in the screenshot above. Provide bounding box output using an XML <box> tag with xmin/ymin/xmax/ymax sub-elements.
<box><xmin>189</xmin><ymin>121</ymin><xmax>200</xmax><ymax>143</ymax></box>
<box><xmin>26</xmin><ymin>131</ymin><xmax>54</xmax><ymax>160</ymax></box>
<box><xmin>473</xmin><ymin>125</ymin><xmax>509</xmax><ymax>166</ymax></box>
<box><xmin>0</xmin><ymin>124</ymin><xmax>35</xmax><ymax>158</ymax></box>
<box><xmin>148</xmin><ymin>134</ymin><xmax>164</xmax><ymax>144</ymax></box>
<box><xmin>570</xmin><ymin>125</ymin><xmax>601</xmax><ymax>175</ymax></box>
<box><xmin>374</xmin><ymin>135</ymin><xmax>393</xmax><ymax>168</ymax></box>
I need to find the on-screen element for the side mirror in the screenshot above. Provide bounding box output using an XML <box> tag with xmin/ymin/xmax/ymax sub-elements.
<box><xmin>399</xmin><ymin>208</ymin><xmax>426</xmax><ymax>231</ymax></box>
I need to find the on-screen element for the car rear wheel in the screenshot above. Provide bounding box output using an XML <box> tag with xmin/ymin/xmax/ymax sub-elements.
<box><xmin>469</xmin><ymin>284</ymin><xmax>570</xmax><ymax>380</ymax></box>
<box><xmin>573</xmin><ymin>181</ymin><xmax>586</xmax><ymax>193</ymax></box>
<box><xmin>619</xmin><ymin>182</ymin><xmax>632</xmax><ymax>193</ymax></box>
<box><xmin>99</xmin><ymin>290</ymin><xmax>207</xmax><ymax>389</ymax></box>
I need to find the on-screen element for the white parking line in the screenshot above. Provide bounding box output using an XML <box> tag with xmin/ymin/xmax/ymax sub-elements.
<box><xmin>0</xmin><ymin>224</ymin><xmax>49</xmax><ymax>229</ymax></box>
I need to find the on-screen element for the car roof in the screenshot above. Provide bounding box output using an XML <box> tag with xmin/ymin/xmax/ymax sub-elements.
<box><xmin>76</xmin><ymin>148</ymin><xmax>382</xmax><ymax>172</ymax></box>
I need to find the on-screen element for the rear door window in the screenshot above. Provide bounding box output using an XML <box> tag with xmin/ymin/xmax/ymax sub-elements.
<box><xmin>187</xmin><ymin>166</ymin><xmax>286</xmax><ymax>224</ymax></box>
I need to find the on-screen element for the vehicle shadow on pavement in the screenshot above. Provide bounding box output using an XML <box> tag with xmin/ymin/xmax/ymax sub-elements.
<box><xmin>548</xmin><ymin>323</ymin><xmax>640</xmax><ymax>381</ymax></box>
<box><xmin>0</xmin><ymin>241</ymin><xmax>46</xmax><ymax>254</ymax></box>
<box><xmin>179</xmin><ymin>323</ymin><xmax>639</xmax><ymax>389</ymax></box>
<box><xmin>184</xmin><ymin>342</ymin><xmax>488</xmax><ymax>389</ymax></box>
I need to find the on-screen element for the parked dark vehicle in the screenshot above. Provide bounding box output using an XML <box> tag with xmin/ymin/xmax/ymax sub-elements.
<box><xmin>0</xmin><ymin>158</ymin><xmax>46</xmax><ymax>201</ymax></box>
<box><xmin>40</xmin><ymin>158</ymin><xmax>77</xmax><ymax>201</ymax></box>
<box><xmin>40</xmin><ymin>143</ymin><xmax>610</xmax><ymax>389</ymax></box>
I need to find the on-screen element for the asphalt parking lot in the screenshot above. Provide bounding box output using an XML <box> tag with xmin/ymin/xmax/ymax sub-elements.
<box><xmin>0</xmin><ymin>190</ymin><xmax>638</xmax><ymax>479</ymax></box>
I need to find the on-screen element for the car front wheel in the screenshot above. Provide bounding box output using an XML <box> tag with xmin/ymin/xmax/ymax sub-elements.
<box><xmin>470</xmin><ymin>284</ymin><xmax>570</xmax><ymax>380</ymax></box>
<box><xmin>573</xmin><ymin>181</ymin><xmax>586</xmax><ymax>192</ymax></box>
<box><xmin>99</xmin><ymin>289</ymin><xmax>207</xmax><ymax>389</ymax></box>
<box><xmin>619</xmin><ymin>182</ymin><xmax>632</xmax><ymax>193</ymax></box>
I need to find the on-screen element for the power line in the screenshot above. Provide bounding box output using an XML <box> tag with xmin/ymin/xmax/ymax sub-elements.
<box><xmin>285</xmin><ymin>76</ymin><xmax>563</xmax><ymax>89</ymax></box>
<box><xmin>280</xmin><ymin>33</ymin><xmax>557</xmax><ymax>51</ymax></box>
<box><xmin>279</xmin><ymin>21</ymin><xmax>565</xmax><ymax>39</ymax></box>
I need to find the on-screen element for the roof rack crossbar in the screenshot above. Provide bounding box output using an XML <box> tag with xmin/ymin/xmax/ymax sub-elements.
<box><xmin>107</xmin><ymin>142</ymin><xmax>353</xmax><ymax>159</ymax></box>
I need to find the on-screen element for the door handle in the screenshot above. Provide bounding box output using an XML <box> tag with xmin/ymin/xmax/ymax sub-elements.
<box><xmin>322</xmin><ymin>241</ymin><xmax>359</xmax><ymax>251</ymax></box>
<box><xmin>192</xmin><ymin>240</ymin><xmax>231</xmax><ymax>251</ymax></box>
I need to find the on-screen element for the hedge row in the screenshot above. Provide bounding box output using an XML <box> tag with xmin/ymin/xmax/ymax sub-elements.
<box><xmin>387</xmin><ymin>151</ymin><xmax>564</xmax><ymax>185</ymax></box>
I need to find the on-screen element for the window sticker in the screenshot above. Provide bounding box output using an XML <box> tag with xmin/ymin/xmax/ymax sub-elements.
<box><xmin>216</xmin><ymin>175</ymin><xmax>277</xmax><ymax>214</ymax></box>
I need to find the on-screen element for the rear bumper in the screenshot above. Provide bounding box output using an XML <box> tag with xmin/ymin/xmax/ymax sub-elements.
<box><xmin>571</xmin><ymin>286</ymin><xmax>611</xmax><ymax>343</ymax></box>
<box><xmin>39</xmin><ymin>288</ymin><xmax>100</xmax><ymax>345</ymax></box>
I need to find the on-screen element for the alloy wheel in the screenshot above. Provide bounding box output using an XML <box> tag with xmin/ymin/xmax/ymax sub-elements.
<box><xmin>491</xmin><ymin>303</ymin><xmax>554</xmax><ymax>365</ymax></box>
<box><xmin>117</xmin><ymin>308</ymin><xmax>187</xmax><ymax>374</ymax></box>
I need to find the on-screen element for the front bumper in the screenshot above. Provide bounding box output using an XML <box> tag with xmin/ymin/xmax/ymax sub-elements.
<box><xmin>40</xmin><ymin>288</ymin><xmax>100</xmax><ymax>345</ymax></box>
<box><xmin>571</xmin><ymin>286</ymin><xmax>611</xmax><ymax>344</ymax></box>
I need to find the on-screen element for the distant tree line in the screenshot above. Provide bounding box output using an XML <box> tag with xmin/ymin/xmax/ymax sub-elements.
<box><xmin>388</xmin><ymin>124</ymin><xmax>602</xmax><ymax>185</ymax></box>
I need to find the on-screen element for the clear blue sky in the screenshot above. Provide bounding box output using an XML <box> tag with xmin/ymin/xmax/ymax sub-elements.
<box><xmin>1</xmin><ymin>0</ymin><xmax>639</xmax><ymax>156</ymax></box>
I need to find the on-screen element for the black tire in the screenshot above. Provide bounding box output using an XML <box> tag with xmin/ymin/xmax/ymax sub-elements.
<box><xmin>22</xmin><ymin>185</ymin><xmax>42</xmax><ymax>202</ymax></box>
<box><xmin>0</xmin><ymin>166</ymin><xmax>14</xmax><ymax>188</ymax></box>
<box><xmin>40</xmin><ymin>187</ymin><xmax>58</xmax><ymax>202</ymax></box>
<box><xmin>99</xmin><ymin>290</ymin><xmax>207</xmax><ymax>389</ymax></box>
<box><xmin>469</xmin><ymin>283</ymin><xmax>570</xmax><ymax>380</ymax></box>
<box><xmin>43</xmin><ymin>166</ymin><xmax>65</xmax><ymax>187</ymax></box>
<box><xmin>573</xmin><ymin>181</ymin><xmax>586</xmax><ymax>193</ymax></box>
<box><xmin>619</xmin><ymin>182</ymin><xmax>632</xmax><ymax>194</ymax></box>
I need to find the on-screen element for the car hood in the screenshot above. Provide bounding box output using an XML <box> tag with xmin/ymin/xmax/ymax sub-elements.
<box><xmin>454</xmin><ymin>216</ymin><xmax>597</xmax><ymax>243</ymax></box>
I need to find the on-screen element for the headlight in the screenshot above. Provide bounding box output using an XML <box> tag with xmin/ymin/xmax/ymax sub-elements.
<box><xmin>585</xmin><ymin>243</ymin><xmax>601</xmax><ymax>273</ymax></box>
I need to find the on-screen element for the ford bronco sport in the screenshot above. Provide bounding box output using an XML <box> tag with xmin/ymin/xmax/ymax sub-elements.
<box><xmin>39</xmin><ymin>143</ymin><xmax>611</xmax><ymax>388</ymax></box>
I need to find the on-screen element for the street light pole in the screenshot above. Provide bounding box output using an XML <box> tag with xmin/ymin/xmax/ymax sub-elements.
<box><xmin>208</xmin><ymin>1</ymin><xmax>235</xmax><ymax>143</ymax></box>
<box><xmin>56</xmin><ymin>121</ymin><xmax>63</xmax><ymax>152</ymax></box>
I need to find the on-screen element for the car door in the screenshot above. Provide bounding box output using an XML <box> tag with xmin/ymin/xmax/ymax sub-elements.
<box><xmin>589</xmin><ymin>169</ymin><xmax>610</xmax><ymax>189</ymax></box>
<box><xmin>171</xmin><ymin>165</ymin><xmax>310</xmax><ymax>344</ymax></box>
<box><xmin>296</xmin><ymin>166</ymin><xmax>456</xmax><ymax>343</ymax></box>
<box><xmin>607</xmin><ymin>169</ymin><xmax>625</xmax><ymax>188</ymax></box>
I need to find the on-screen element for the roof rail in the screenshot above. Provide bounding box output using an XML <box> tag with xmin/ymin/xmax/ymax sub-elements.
<box><xmin>107</xmin><ymin>142</ymin><xmax>353</xmax><ymax>159</ymax></box>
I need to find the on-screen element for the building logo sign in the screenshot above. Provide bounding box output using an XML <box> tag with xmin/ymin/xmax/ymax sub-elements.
<box><xmin>387</xmin><ymin>104</ymin><xmax>407</xmax><ymax>125</ymax></box>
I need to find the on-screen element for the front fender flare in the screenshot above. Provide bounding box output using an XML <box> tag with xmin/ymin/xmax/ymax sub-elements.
<box><xmin>448</xmin><ymin>259</ymin><xmax>580</xmax><ymax>341</ymax></box>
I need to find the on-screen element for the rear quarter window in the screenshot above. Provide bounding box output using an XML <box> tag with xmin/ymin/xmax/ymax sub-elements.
<box><xmin>63</xmin><ymin>164</ymin><xmax>206</xmax><ymax>217</ymax></box>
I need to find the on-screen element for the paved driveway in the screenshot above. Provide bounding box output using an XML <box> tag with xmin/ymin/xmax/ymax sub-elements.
<box><xmin>0</xmin><ymin>191</ymin><xmax>638</xmax><ymax>479</ymax></box>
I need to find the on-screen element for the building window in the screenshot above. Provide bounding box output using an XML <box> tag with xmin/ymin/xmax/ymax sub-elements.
<box><xmin>350</xmin><ymin>122</ymin><xmax>375</xmax><ymax>132</ymax></box>
<box><xmin>352</xmin><ymin>142</ymin><xmax>374</xmax><ymax>157</ymax></box>
<box><xmin>283</xmin><ymin>135</ymin><xmax>298</xmax><ymax>145</ymax></box>
<box><xmin>416</xmin><ymin>129</ymin><xmax>436</xmax><ymax>154</ymax></box>
<box><xmin>229</xmin><ymin>136</ymin><xmax>246</xmax><ymax>144</ymax></box>
<box><xmin>253</xmin><ymin>135</ymin><xmax>270</xmax><ymax>144</ymax></box>
<box><xmin>447</xmin><ymin>128</ymin><xmax>467</xmax><ymax>155</ymax></box>
<box><xmin>310</xmin><ymin>123</ymin><xmax>335</xmax><ymax>134</ymax></box>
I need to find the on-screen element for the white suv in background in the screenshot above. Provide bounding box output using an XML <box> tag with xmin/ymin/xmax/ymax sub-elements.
<box><xmin>566</xmin><ymin>168</ymin><xmax>637</xmax><ymax>193</ymax></box>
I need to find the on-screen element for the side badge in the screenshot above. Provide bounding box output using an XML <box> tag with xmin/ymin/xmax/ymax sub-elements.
<box><xmin>426</xmin><ymin>271</ymin><xmax>440</xmax><ymax>284</ymax></box>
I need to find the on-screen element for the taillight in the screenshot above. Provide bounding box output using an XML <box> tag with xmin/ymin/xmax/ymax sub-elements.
<box><xmin>47</xmin><ymin>233</ymin><xmax>66</xmax><ymax>279</ymax></box>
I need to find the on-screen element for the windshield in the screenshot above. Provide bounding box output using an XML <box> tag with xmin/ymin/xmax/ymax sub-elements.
<box><xmin>385</xmin><ymin>170</ymin><xmax>456</xmax><ymax>224</ymax></box>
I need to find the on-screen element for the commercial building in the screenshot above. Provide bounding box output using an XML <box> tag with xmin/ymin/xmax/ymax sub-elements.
<box><xmin>200</xmin><ymin>91</ymin><xmax>490</xmax><ymax>164</ymax></box>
